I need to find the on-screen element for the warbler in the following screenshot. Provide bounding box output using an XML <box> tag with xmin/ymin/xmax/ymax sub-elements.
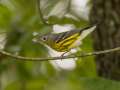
<box><xmin>33</xmin><ymin>25</ymin><xmax>96</xmax><ymax>53</ymax></box>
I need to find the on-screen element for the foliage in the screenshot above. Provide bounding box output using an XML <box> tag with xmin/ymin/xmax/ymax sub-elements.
<box><xmin>0</xmin><ymin>0</ymin><xmax>119</xmax><ymax>90</ymax></box>
<box><xmin>6</xmin><ymin>77</ymin><xmax>120</xmax><ymax>90</ymax></box>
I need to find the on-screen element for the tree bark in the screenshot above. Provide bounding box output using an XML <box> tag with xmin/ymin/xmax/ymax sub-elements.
<box><xmin>90</xmin><ymin>0</ymin><xmax>120</xmax><ymax>80</ymax></box>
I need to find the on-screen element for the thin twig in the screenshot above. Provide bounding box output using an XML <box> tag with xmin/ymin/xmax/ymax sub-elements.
<box><xmin>0</xmin><ymin>47</ymin><xmax>120</xmax><ymax>61</ymax></box>
<box><xmin>37</xmin><ymin>0</ymin><xmax>53</xmax><ymax>26</ymax></box>
<box><xmin>66</xmin><ymin>0</ymin><xmax>71</xmax><ymax>13</ymax></box>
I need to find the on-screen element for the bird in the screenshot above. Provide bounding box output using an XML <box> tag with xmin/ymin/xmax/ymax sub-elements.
<box><xmin>33</xmin><ymin>24</ymin><xmax>96</xmax><ymax>56</ymax></box>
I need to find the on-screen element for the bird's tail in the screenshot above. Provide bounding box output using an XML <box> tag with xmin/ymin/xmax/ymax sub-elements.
<box><xmin>79</xmin><ymin>24</ymin><xmax>97</xmax><ymax>41</ymax></box>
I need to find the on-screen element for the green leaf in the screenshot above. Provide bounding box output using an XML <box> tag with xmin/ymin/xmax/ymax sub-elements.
<box><xmin>5</xmin><ymin>76</ymin><xmax>48</xmax><ymax>90</ymax></box>
<box><xmin>15</xmin><ymin>61</ymin><xmax>32</xmax><ymax>80</ymax></box>
<box><xmin>0</xmin><ymin>4</ymin><xmax>12</xmax><ymax>29</ymax></box>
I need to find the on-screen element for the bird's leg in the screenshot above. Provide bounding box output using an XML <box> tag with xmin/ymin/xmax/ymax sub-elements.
<box><xmin>60</xmin><ymin>51</ymin><xmax>70</xmax><ymax>61</ymax></box>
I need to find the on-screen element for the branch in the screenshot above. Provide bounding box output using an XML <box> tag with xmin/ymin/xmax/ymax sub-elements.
<box><xmin>37</xmin><ymin>0</ymin><xmax>53</xmax><ymax>26</ymax></box>
<box><xmin>66</xmin><ymin>0</ymin><xmax>71</xmax><ymax>13</ymax></box>
<box><xmin>0</xmin><ymin>47</ymin><xmax>120</xmax><ymax>61</ymax></box>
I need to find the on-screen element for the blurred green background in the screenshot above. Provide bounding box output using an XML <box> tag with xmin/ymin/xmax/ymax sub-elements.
<box><xmin>0</xmin><ymin>0</ymin><xmax>120</xmax><ymax>90</ymax></box>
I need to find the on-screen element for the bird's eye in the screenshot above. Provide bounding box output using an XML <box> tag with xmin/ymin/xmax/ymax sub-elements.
<box><xmin>42</xmin><ymin>36</ymin><xmax>47</xmax><ymax>41</ymax></box>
